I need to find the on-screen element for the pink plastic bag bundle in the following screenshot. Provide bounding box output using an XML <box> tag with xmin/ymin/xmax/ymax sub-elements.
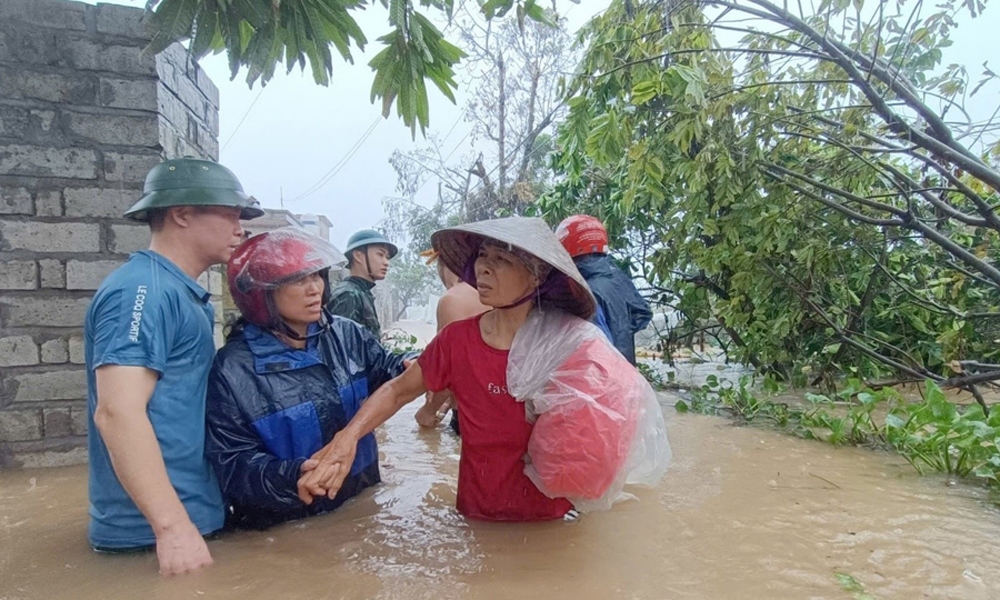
<box><xmin>508</xmin><ymin>310</ymin><xmax>671</xmax><ymax>512</ymax></box>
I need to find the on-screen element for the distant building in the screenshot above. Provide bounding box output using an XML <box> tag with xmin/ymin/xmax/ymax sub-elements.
<box><xmin>240</xmin><ymin>209</ymin><xmax>330</xmax><ymax>241</ymax></box>
<box><xmin>298</xmin><ymin>213</ymin><xmax>332</xmax><ymax>242</ymax></box>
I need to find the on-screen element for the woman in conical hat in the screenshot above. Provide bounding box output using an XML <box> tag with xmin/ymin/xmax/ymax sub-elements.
<box><xmin>297</xmin><ymin>216</ymin><xmax>599</xmax><ymax>521</ymax></box>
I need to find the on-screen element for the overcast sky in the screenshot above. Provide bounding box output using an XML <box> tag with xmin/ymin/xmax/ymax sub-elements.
<box><xmin>84</xmin><ymin>1</ymin><xmax>996</xmax><ymax>251</ymax></box>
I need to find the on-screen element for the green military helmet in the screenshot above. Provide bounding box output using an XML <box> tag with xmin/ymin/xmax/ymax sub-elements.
<box><xmin>345</xmin><ymin>229</ymin><xmax>398</xmax><ymax>259</ymax></box>
<box><xmin>123</xmin><ymin>157</ymin><xmax>265</xmax><ymax>222</ymax></box>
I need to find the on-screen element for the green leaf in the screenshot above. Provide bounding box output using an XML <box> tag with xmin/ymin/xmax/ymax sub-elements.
<box><xmin>480</xmin><ymin>0</ymin><xmax>514</xmax><ymax>19</ymax></box>
<box><xmin>631</xmin><ymin>80</ymin><xmax>659</xmax><ymax>105</ymax></box>
<box><xmin>229</xmin><ymin>0</ymin><xmax>269</xmax><ymax>28</ymax></box>
<box><xmin>189</xmin><ymin>4</ymin><xmax>219</xmax><ymax>59</ymax></box>
<box><xmin>911</xmin><ymin>27</ymin><xmax>930</xmax><ymax>45</ymax></box>
<box><xmin>389</xmin><ymin>0</ymin><xmax>407</xmax><ymax>27</ymax></box>
<box><xmin>645</xmin><ymin>156</ymin><xmax>665</xmax><ymax>181</ymax></box>
<box><xmin>143</xmin><ymin>0</ymin><xmax>200</xmax><ymax>56</ymax></box>
<box><xmin>524</xmin><ymin>1</ymin><xmax>557</xmax><ymax>27</ymax></box>
<box><xmin>835</xmin><ymin>572</ymin><xmax>875</xmax><ymax>599</ymax></box>
<box><xmin>885</xmin><ymin>413</ymin><xmax>907</xmax><ymax>429</ymax></box>
<box><xmin>675</xmin><ymin>399</ymin><xmax>690</xmax><ymax>412</ymax></box>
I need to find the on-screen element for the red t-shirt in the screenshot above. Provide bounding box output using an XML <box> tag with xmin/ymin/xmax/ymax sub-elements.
<box><xmin>418</xmin><ymin>314</ymin><xmax>574</xmax><ymax>521</ymax></box>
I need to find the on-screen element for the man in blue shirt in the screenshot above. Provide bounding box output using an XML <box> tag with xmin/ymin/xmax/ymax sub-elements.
<box><xmin>85</xmin><ymin>157</ymin><xmax>262</xmax><ymax>575</ymax></box>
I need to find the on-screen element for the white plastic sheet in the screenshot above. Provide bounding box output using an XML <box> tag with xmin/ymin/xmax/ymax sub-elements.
<box><xmin>508</xmin><ymin>309</ymin><xmax>671</xmax><ymax>512</ymax></box>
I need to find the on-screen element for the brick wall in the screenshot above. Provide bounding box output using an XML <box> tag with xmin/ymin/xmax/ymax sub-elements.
<box><xmin>0</xmin><ymin>0</ymin><xmax>222</xmax><ymax>468</ymax></box>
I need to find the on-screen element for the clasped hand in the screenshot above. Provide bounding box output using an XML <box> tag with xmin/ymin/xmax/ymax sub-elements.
<box><xmin>296</xmin><ymin>433</ymin><xmax>358</xmax><ymax>504</ymax></box>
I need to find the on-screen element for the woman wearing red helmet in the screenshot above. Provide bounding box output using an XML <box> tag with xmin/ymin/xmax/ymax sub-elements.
<box><xmin>205</xmin><ymin>228</ymin><xmax>409</xmax><ymax>530</ymax></box>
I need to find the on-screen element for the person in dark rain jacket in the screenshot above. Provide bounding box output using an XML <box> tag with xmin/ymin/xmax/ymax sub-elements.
<box><xmin>556</xmin><ymin>215</ymin><xmax>653</xmax><ymax>365</ymax></box>
<box><xmin>206</xmin><ymin>228</ymin><xmax>407</xmax><ymax>530</ymax></box>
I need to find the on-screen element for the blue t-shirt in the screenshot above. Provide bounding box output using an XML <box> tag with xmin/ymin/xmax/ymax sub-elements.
<box><xmin>85</xmin><ymin>250</ymin><xmax>224</xmax><ymax>549</ymax></box>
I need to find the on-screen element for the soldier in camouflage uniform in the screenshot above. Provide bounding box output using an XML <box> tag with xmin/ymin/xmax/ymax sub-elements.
<box><xmin>327</xmin><ymin>229</ymin><xmax>398</xmax><ymax>338</ymax></box>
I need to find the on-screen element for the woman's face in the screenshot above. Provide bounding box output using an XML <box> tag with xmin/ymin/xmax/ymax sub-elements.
<box><xmin>473</xmin><ymin>244</ymin><xmax>538</xmax><ymax>307</ymax></box>
<box><xmin>273</xmin><ymin>272</ymin><xmax>325</xmax><ymax>331</ymax></box>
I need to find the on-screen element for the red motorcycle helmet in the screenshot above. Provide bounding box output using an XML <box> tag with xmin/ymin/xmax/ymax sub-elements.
<box><xmin>556</xmin><ymin>215</ymin><xmax>610</xmax><ymax>258</ymax></box>
<box><xmin>228</xmin><ymin>227</ymin><xmax>346</xmax><ymax>327</ymax></box>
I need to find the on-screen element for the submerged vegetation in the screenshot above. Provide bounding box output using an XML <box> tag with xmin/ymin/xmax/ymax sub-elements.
<box><xmin>675</xmin><ymin>374</ymin><xmax>1000</xmax><ymax>488</ymax></box>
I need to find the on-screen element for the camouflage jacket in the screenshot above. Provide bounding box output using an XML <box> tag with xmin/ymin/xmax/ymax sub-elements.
<box><xmin>327</xmin><ymin>276</ymin><xmax>380</xmax><ymax>338</ymax></box>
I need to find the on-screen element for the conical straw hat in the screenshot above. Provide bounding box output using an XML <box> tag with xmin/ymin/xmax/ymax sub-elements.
<box><xmin>431</xmin><ymin>217</ymin><xmax>597</xmax><ymax>320</ymax></box>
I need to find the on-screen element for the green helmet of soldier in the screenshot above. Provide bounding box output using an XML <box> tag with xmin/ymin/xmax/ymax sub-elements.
<box><xmin>345</xmin><ymin>229</ymin><xmax>399</xmax><ymax>259</ymax></box>
<box><xmin>124</xmin><ymin>157</ymin><xmax>265</xmax><ymax>222</ymax></box>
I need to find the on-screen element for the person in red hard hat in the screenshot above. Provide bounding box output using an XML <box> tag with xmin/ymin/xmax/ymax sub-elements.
<box><xmin>556</xmin><ymin>215</ymin><xmax>652</xmax><ymax>365</ymax></box>
<box><xmin>204</xmin><ymin>228</ymin><xmax>408</xmax><ymax>530</ymax></box>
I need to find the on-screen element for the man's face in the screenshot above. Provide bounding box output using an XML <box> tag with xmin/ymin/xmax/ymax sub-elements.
<box><xmin>182</xmin><ymin>205</ymin><xmax>246</xmax><ymax>266</ymax></box>
<box><xmin>360</xmin><ymin>245</ymin><xmax>392</xmax><ymax>281</ymax></box>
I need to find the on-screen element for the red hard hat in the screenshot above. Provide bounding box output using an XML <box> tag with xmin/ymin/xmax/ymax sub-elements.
<box><xmin>228</xmin><ymin>227</ymin><xmax>346</xmax><ymax>327</ymax></box>
<box><xmin>556</xmin><ymin>215</ymin><xmax>609</xmax><ymax>258</ymax></box>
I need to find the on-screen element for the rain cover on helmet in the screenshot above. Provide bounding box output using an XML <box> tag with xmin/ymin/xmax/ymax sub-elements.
<box><xmin>230</xmin><ymin>228</ymin><xmax>346</xmax><ymax>291</ymax></box>
<box><xmin>228</xmin><ymin>228</ymin><xmax>346</xmax><ymax>326</ymax></box>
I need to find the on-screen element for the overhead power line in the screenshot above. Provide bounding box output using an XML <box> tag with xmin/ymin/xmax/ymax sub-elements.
<box><xmin>221</xmin><ymin>86</ymin><xmax>266</xmax><ymax>152</ymax></box>
<box><xmin>288</xmin><ymin>116</ymin><xmax>382</xmax><ymax>203</ymax></box>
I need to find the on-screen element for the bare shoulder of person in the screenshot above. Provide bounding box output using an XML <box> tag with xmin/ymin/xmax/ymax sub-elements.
<box><xmin>436</xmin><ymin>292</ymin><xmax>465</xmax><ymax>329</ymax></box>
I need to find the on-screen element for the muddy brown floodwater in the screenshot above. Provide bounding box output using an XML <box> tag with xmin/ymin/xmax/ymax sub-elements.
<box><xmin>3</xmin><ymin>394</ymin><xmax>1000</xmax><ymax>599</ymax></box>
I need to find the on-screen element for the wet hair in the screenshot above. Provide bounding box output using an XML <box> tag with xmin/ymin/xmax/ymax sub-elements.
<box><xmin>224</xmin><ymin>314</ymin><xmax>250</xmax><ymax>343</ymax></box>
<box><xmin>147</xmin><ymin>208</ymin><xmax>168</xmax><ymax>232</ymax></box>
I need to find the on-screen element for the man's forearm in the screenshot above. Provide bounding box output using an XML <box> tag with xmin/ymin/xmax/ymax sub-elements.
<box><xmin>96</xmin><ymin>408</ymin><xmax>191</xmax><ymax>535</ymax></box>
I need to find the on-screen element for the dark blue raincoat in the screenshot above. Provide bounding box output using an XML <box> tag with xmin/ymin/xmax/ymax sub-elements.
<box><xmin>574</xmin><ymin>254</ymin><xmax>653</xmax><ymax>365</ymax></box>
<box><xmin>205</xmin><ymin>313</ymin><xmax>406</xmax><ymax>530</ymax></box>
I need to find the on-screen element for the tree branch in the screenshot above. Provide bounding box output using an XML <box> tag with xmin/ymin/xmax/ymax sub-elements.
<box><xmin>905</xmin><ymin>215</ymin><xmax>1000</xmax><ymax>289</ymax></box>
<box><xmin>737</xmin><ymin>0</ymin><xmax>1000</xmax><ymax>193</ymax></box>
<box><xmin>940</xmin><ymin>370</ymin><xmax>1000</xmax><ymax>388</ymax></box>
<box><xmin>597</xmin><ymin>47</ymin><xmax>831</xmax><ymax>79</ymax></box>
<box><xmin>763</xmin><ymin>171</ymin><xmax>903</xmax><ymax>226</ymax></box>
<box><xmin>792</xmin><ymin>107</ymin><xmax>995</xmax><ymax>218</ymax></box>
<box><xmin>879</xmin><ymin>162</ymin><xmax>990</xmax><ymax>228</ymax></box>
<box><xmin>708</xmin><ymin>78</ymin><xmax>853</xmax><ymax>101</ymax></box>
<box><xmin>763</xmin><ymin>162</ymin><xmax>909</xmax><ymax>217</ymax></box>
